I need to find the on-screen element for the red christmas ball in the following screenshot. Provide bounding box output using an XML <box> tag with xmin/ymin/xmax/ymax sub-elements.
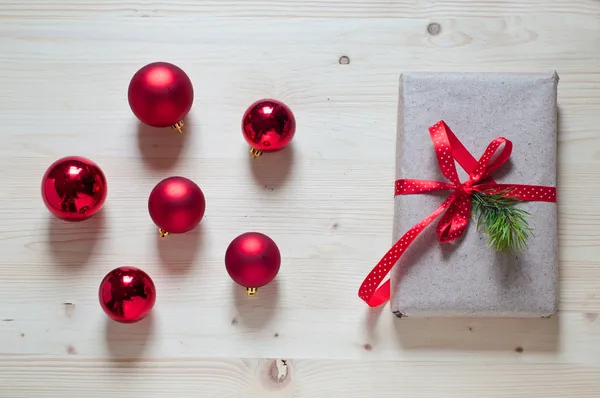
<box><xmin>99</xmin><ymin>266</ymin><xmax>156</xmax><ymax>323</ymax></box>
<box><xmin>225</xmin><ymin>232</ymin><xmax>281</xmax><ymax>294</ymax></box>
<box><xmin>148</xmin><ymin>176</ymin><xmax>205</xmax><ymax>236</ymax></box>
<box><xmin>128</xmin><ymin>62</ymin><xmax>194</xmax><ymax>132</ymax></box>
<box><xmin>41</xmin><ymin>156</ymin><xmax>107</xmax><ymax>222</ymax></box>
<box><xmin>241</xmin><ymin>99</ymin><xmax>296</xmax><ymax>158</ymax></box>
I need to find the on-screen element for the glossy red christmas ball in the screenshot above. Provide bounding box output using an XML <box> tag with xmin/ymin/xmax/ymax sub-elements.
<box><xmin>242</xmin><ymin>99</ymin><xmax>296</xmax><ymax>158</ymax></box>
<box><xmin>41</xmin><ymin>156</ymin><xmax>107</xmax><ymax>222</ymax></box>
<box><xmin>99</xmin><ymin>266</ymin><xmax>156</xmax><ymax>323</ymax></box>
<box><xmin>148</xmin><ymin>176</ymin><xmax>205</xmax><ymax>236</ymax></box>
<box><xmin>225</xmin><ymin>232</ymin><xmax>281</xmax><ymax>295</ymax></box>
<box><xmin>128</xmin><ymin>62</ymin><xmax>194</xmax><ymax>133</ymax></box>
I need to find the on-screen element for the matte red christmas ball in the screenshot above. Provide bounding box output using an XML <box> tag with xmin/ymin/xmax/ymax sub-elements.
<box><xmin>148</xmin><ymin>176</ymin><xmax>205</xmax><ymax>237</ymax></box>
<box><xmin>41</xmin><ymin>156</ymin><xmax>107</xmax><ymax>222</ymax></box>
<box><xmin>225</xmin><ymin>232</ymin><xmax>281</xmax><ymax>295</ymax></box>
<box><xmin>241</xmin><ymin>99</ymin><xmax>296</xmax><ymax>158</ymax></box>
<box><xmin>128</xmin><ymin>62</ymin><xmax>194</xmax><ymax>133</ymax></box>
<box><xmin>99</xmin><ymin>266</ymin><xmax>156</xmax><ymax>323</ymax></box>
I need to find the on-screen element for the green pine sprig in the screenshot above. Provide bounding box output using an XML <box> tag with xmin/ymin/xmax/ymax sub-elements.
<box><xmin>471</xmin><ymin>189</ymin><xmax>533</xmax><ymax>253</ymax></box>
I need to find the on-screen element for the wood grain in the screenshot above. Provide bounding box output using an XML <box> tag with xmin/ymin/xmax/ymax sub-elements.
<box><xmin>1</xmin><ymin>0</ymin><xmax>600</xmax><ymax>19</ymax></box>
<box><xmin>1</xmin><ymin>1</ymin><xmax>600</xmax><ymax>396</ymax></box>
<box><xmin>1</xmin><ymin>358</ymin><xmax>600</xmax><ymax>398</ymax></box>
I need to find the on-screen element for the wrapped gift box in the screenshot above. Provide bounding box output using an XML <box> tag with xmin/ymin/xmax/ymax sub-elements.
<box><xmin>391</xmin><ymin>72</ymin><xmax>559</xmax><ymax>318</ymax></box>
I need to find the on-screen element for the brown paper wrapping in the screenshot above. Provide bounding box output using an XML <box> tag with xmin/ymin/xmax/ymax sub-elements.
<box><xmin>391</xmin><ymin>72</ymin><xmax>559</xmax><ymax>318</ymax></box>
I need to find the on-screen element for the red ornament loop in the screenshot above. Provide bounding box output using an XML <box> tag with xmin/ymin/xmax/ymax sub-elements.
<box><xmin>358</xmin><ymin>121</ymin><xmax>557</xmax><ymax>307</ymax></box>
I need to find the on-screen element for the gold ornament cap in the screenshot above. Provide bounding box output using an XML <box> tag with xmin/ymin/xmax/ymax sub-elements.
<box><xmin>250</xmin><ymin>148</ymin><xmax>263</xmax><ymax>159</ymax></box>
<box><xmin>171</xmin><ymin>120</ymin><xmax>184</xmax><ymax>134</ymax></box>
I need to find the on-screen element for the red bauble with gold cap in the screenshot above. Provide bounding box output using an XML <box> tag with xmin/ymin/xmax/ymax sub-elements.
<box><xmin>99</xmin><ymin>266</ymin><xmax>156</xmax><ymax>323</ymax></box>
<box><xmin>41</xmin><ymin>156</ymin><xmax>107</xmax><ymax>222</ymax></box>
<box><xmin>148</xmin><ymin>176</ymin><xmax>205</xmax><ymax>237</ymax></box>
<box><xmin>225</xmin><ymin>232</ymin><xmax>281</xmax><ymax>295</ymax></box>
<box><xmin>128</xmin><ymin>62</ymin><xmax>194</xmax><ymax>133</ymax></box>
<box><xmin>241</xmin><ymin>99</ymin><xmax>296</xmax><ymax>158</ymax></box>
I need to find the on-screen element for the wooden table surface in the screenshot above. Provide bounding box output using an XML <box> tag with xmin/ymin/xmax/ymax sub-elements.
<box><xmin>1</xmin><ymin>1</ymin><xmax>600</xmax><ymax>397</ymax></box>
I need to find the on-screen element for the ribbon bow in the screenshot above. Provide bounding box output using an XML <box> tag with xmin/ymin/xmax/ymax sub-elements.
<box><xmin>358</xmin><ymin>121</ymin><xmax>557</xmax><ymax>307</ymax></box>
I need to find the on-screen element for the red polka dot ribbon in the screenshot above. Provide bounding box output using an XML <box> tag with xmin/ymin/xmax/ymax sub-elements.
<box><xmin>358</xmin><ymin>121</ymin><xmax>557</xmax><ymax>307</ymax></box>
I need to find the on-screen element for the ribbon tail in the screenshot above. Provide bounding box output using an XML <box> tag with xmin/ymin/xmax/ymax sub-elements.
<box><xmin>364</xmin><ymin>280</ymin><xmax>392</xmax><ymax>308</ymax></box>
<box><xmin>358</xmin><ymin>194</ymin><xmax>456</xmax><ymax>307</ymax></box>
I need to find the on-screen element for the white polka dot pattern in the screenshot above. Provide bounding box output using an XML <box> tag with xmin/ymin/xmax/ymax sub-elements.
<box><xmin>436</xmin><ymin>193</ymin><xmax>471</xmax><ymax>242</ymax></box>
<box><xmin>395</xmin><ymin>179</ymin><xmax>455</xmax><ymax>195</ymax></box>
<box><xmin>357</xmin><ymin>195</ymin><xmax>454</xmax><ymax>307</ymax></box>
<box><xmin>476</xmin><ymin>183</ymin><xmax>557</xmax><ymax>202</ymax></box>
<box><xmin>358</xmin><ymin>120</ymin><xmax>558</xmax><ymax>307</ymax></box>
<box><xmin>429</xmin><ymin>121</ymin><xmax>461</xmax><ymax>185</ymax></box>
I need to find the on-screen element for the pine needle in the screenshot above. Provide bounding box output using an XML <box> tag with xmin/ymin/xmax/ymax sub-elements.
<box><xmin>471</xmin><ymin>189</ymin><xmax>533</xmax><ymax>253</ymax></box>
